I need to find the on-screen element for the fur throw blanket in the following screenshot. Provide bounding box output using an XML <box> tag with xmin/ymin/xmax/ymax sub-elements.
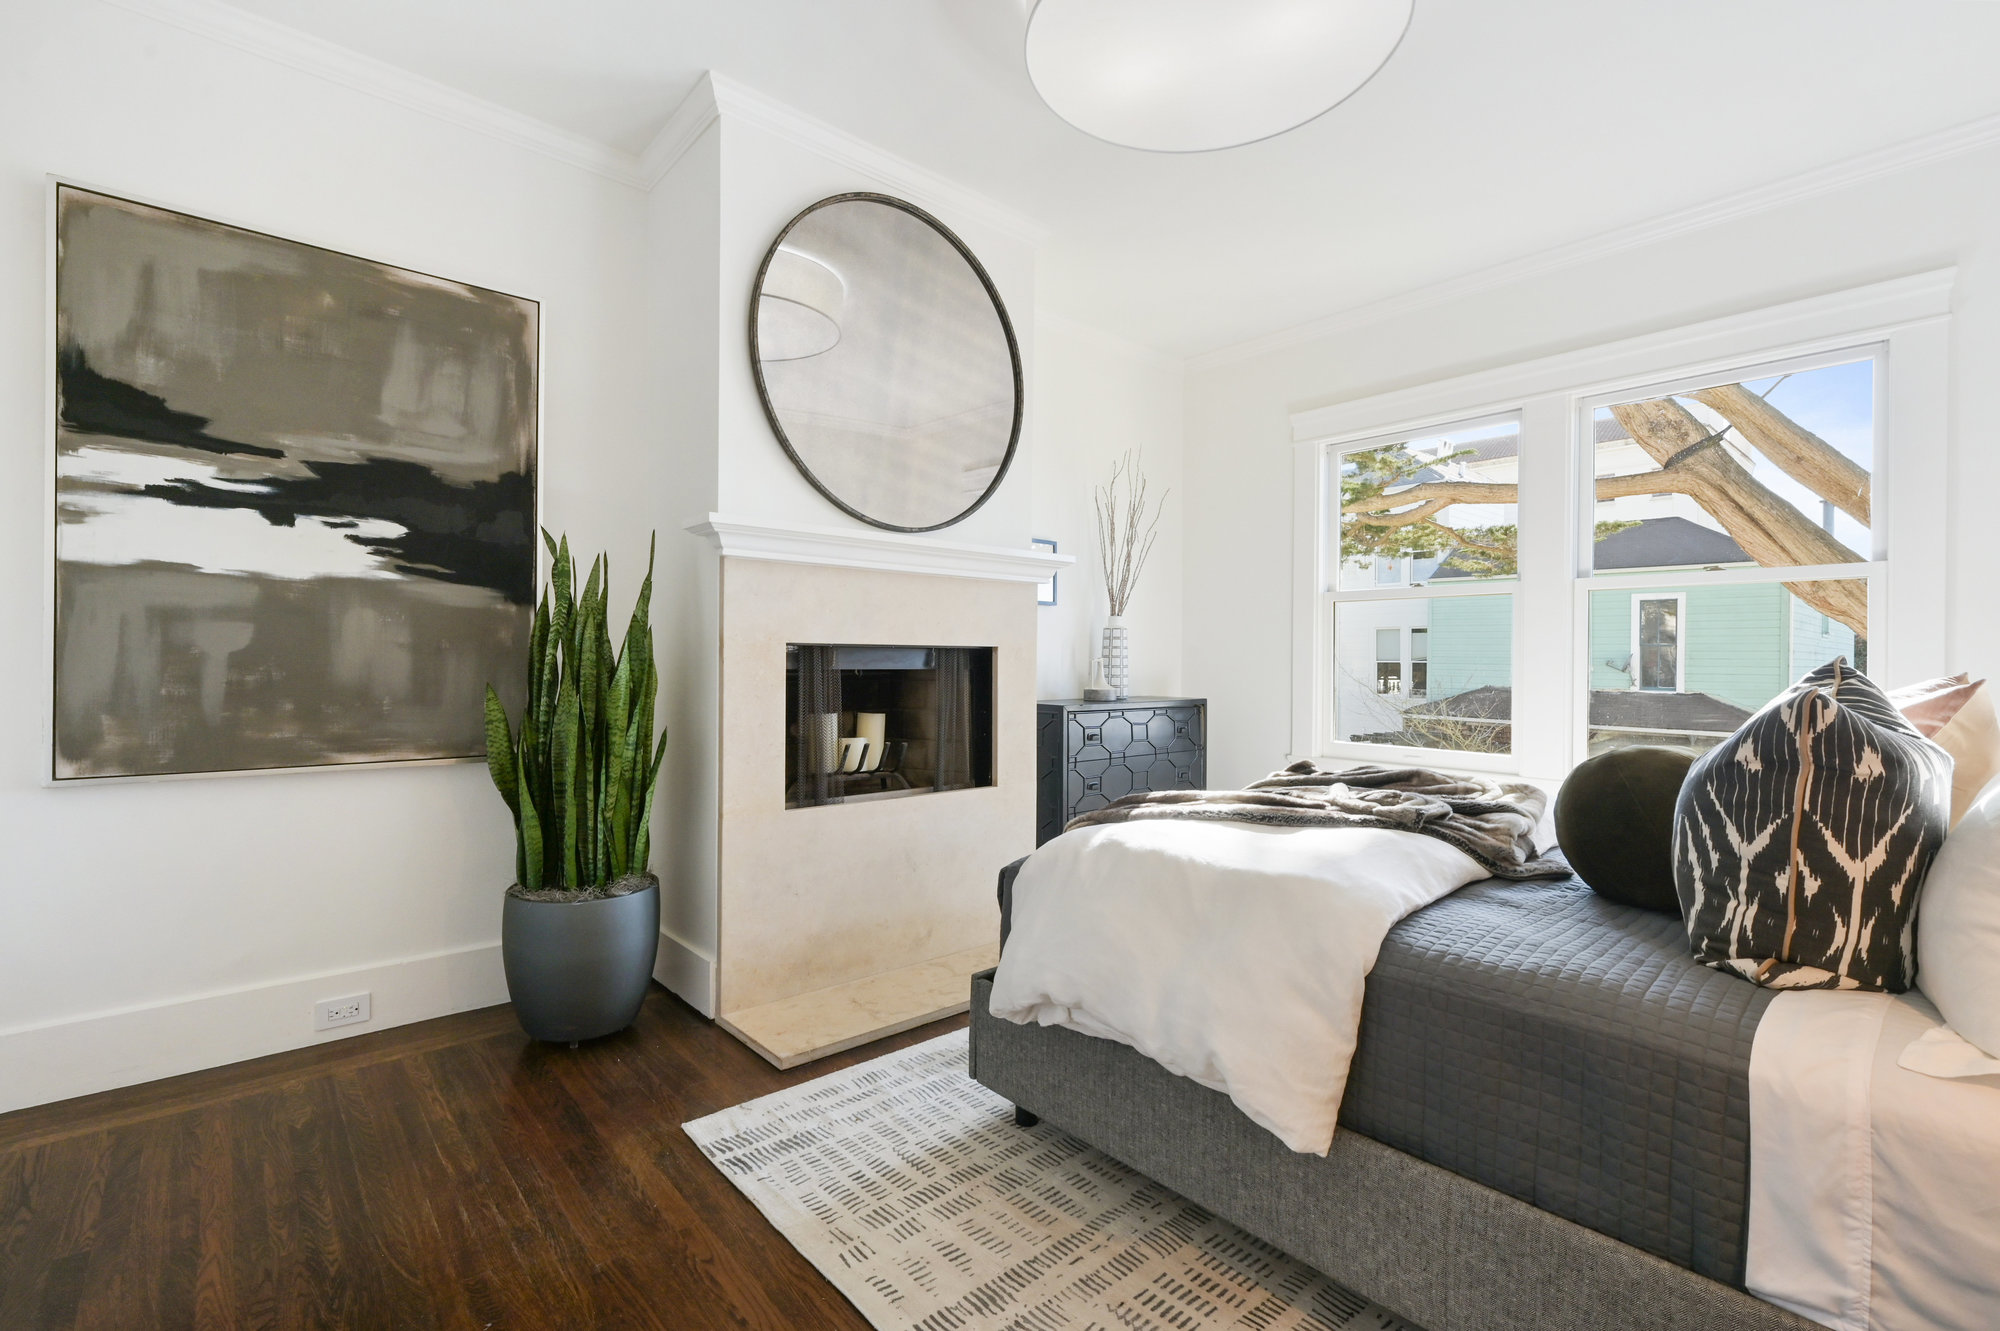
<box><xmin>1066</xmin><ymin>761</ymin><xmax>1569</xmax><ymax>881</ymax></box>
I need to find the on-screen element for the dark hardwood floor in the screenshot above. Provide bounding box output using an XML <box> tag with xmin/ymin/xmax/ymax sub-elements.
<box><xmin>0</xmin><ymin>986</ymin><xmax>968</xmax><ymax>1330</ymax></box>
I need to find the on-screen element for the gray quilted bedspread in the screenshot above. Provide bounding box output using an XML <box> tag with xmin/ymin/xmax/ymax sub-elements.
<box><xmin>1341</xmin><ymin>873</ymin><xmax>1776</xmax><ymax>1285</ymax></box>
<box><xmin>995</xmin><ymin>861</ymin><xmax>1776</xmax><ymax>1287</ymax></box>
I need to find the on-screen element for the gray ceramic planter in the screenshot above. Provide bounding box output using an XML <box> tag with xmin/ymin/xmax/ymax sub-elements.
<box><xmin>501</xmin><ymin>875</ymin><xmax>660</xmax><ymax>1043</ymax></box>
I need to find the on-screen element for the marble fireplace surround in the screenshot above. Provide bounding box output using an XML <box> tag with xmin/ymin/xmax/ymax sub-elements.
<box><xmin>694</xmin><ymin>517</ymin><xmax>1069</xmax><ymax>1067</ymax></box>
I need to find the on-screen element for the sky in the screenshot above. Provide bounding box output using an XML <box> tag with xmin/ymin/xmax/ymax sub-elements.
<box><xmin>1597</xmin><ymin>356</ymin><xmax>1875</xmax><ymax>560</ymax></box>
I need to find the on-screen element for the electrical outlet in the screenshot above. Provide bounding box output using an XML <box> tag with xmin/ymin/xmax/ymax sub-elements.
<box><xmin>314</xmin><ymin>992</ymin><xmax>372</xmax><ymax>1031</ymax></box>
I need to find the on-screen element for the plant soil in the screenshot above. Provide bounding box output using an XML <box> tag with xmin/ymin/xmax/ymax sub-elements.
<box><xmin>506</xmin><ymin>873</ymin><xmax>656</xmax><ymax>904</ymax></box>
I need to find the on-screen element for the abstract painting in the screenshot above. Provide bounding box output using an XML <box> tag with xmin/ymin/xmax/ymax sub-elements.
<box><xmin>52</xmin><ymin>185</ymin><xmax>538</xmax><ymax>779</ymax></box>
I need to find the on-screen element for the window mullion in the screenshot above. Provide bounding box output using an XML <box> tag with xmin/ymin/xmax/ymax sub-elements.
<box><xmin>1510</xmin><ymin>395</ymin><xmax>1575</xmax><ymax>780</ymax></box>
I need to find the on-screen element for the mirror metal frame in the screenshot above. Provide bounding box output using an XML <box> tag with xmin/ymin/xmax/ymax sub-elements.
<box><xmin>748</xmin><ymin>192</ymin><xmax>1024</xmax><ymax>533</ymax></box>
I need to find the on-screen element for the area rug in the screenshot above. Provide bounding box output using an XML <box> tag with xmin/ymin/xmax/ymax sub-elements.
<box><xmin>684</xmin><ymin>1029</ymin><xmax>1418</xmax><ymax>1331</ymax></box>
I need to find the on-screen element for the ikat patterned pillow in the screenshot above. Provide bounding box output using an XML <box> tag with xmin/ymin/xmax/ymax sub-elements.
<box><xmin>1673</xmin><ymin>658</ymin><xmax>1951</xmax><ymax>991</ymax></box>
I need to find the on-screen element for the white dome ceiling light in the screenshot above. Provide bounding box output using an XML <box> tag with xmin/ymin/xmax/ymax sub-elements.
<box><xmin>1024</xmin><ymin>0</ymin><xmax>1415</xmax><ymax>153</ymax></box>
<box><xmin>757</xmin><ymin>247</ymin><xmax>846</xmax><ymax>361</ymax></box>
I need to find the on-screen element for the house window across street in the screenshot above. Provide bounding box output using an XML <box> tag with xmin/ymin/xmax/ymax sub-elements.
<box><xmin>1375</xmin><ymin>629</ymin><xmax>1403</xmax><ymax>693</ymax></box>
<box><xmin>1634</xmin><ymin>596</ymin><xmax>1682</xmax><ymax>692</ymax></box>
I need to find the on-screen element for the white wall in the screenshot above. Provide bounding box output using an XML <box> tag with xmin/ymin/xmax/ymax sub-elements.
<box><xmin>0</xmin><ymin>0</ymin><xmax>654</xmax><ymax>1111</ymax></box>
<box><xmin>1031</xmin><ymin>314</ymin><xmax>1184</xmax><ymax>699</ymax></box>
<box><xmin>642</xmin><ymin>119</ymin><xmax>725</xmax><ymax>1012</ymax></box>
<box><xmin>1183</xmin><ymin>140</ymin><xmax>2000</xmax><ymax>789</ymax></box>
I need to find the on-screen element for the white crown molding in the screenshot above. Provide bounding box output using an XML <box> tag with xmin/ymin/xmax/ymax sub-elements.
<box><xmin>690</xmin><ymin>514</ymin><xmax>1072</xmax><ymax>583</ymax></box>
<box><xmin>103</xmin><ymin>0</ymin><xmax>649</xmax><ymax>186</ymax></box>
<box><xmin>646</xmin><ymin>72</ymin><xmax>1050</xmax><ymax>245</ymax></box>
<box><xmin>638</xmin><ymin>71</ymin><xmax>725</xmax><ymax>187</ymax></box>
<box><xmin>1191</xmin><ymin>111</ymin><xmax>2000</xmax><ymax>374</ymax></box>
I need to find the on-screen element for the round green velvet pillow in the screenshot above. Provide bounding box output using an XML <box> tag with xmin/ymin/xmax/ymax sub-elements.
<box><xmin>1555</xmin><ymin>745</ymin><xmax>1695</xmax><ymax>914</ymax></box>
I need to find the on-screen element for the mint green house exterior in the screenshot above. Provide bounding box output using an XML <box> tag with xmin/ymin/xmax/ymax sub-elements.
<box><xmin>1421</xmin><ymin>584</ymin><xmax>1855</xmax><ymax>716</ymax></box>
<box><xmin>1585</xmin><ymin>584</ymin><xmax>1854</xmax><ymax>712</ymax></box>
<box><xmin>1427</xmin><ymin>593</ymin><xmax>1513</xmax><ymax>699</ymax></box>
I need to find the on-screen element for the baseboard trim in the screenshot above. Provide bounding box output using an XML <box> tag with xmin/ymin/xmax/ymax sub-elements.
<box><xmin>0</xmin><ymin>941</ymin><xmax>508</xmax><ymax>1114</ymax></box>
<box><xmin>655</xmin><ymin>928</ymin><xmax>716</xmax><ymax>1017</ymax></box>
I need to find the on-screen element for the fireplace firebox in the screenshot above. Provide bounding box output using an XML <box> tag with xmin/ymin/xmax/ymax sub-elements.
<box><xmin>786</xmin><ymin>644</ymin><xmax>994</xmax><ymax>808</ymax></box>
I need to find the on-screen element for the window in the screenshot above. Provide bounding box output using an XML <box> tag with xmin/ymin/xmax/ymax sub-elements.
<box><xmin>1632</xmin><ymin>595</ymin><xmax>1683</xmax><ymax>691</ymax></box>
<box><xmin>1319</xmin><ymin>414</ymin><xmax>1519</xmax><ymax>760</ymax></box>
<box><xmin>1293</xmin><ymin>275</ymin><xmax>1944</xmax><ymax>778</ymax></box>
<box><xmin>1580</xmin><ymin>353</ymin><xmax>1876</xmax><ymax>756</ymax></box>
<box><xmin>1375</xmin><ymin>628</ymin><xmax>1402</xmax><ymax>692</ymax></box>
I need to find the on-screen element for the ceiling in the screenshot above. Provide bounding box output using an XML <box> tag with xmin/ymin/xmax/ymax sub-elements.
<box><xmin>216</xmin><ymin>0</ymin><xmax>2000</xmax><ymax>359</ymax></box>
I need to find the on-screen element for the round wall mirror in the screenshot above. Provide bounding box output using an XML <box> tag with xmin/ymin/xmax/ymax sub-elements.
<box><xmin>750</xmin><ymin>193</ymin><xmax>1022</xmax><ymax>533</ymax></box>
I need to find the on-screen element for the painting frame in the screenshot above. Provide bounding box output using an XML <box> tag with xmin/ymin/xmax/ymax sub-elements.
<box><xmin>44</xmin><ymin>177</ymin><xmax>544</xmax><ymax>785</ymax></box>
<box><xmin>1031</xmin><ymin>537</ymin><xmax>1058</xmax><ymax>606</ymax></box>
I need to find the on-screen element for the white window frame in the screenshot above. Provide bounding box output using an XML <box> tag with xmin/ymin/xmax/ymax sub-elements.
<box><xmin>1628</xmin><ymin>592</ymin><xmax>1687</xmax><ymax>693</ymax></box>
<box><xmin>1313</xmin><ymin>411</ymin><xmax>1523</xmax><ymax>773</ymax></box>
<box><xmin>1572</xmin><ymin>342</ymin><xmax>1890</xmax><ymax>757</ymax></box>
<box><xmin>1290</xmin><ymin>271</ymin><xmax>1952</xmax><ymax>787</ymax></box>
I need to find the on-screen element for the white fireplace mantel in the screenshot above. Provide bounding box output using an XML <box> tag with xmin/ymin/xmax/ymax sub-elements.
<box><xmin>689</xmin><ymin>514</ymin><xmax>1074</xmax><ymax>583</ymax></box>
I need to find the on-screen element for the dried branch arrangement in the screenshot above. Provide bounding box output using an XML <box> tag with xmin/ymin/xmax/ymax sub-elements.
<box><xmin>1094</xmin><ymin>450</ymin><xmax>1167</xmax><ymax>617</ymax></box>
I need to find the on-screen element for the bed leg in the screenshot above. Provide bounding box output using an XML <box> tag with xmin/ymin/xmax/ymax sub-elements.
<box><xmin>1013</xmin><ymin>1105</ymin><xmax>1039</xmax><ymax>1128</ymax></box>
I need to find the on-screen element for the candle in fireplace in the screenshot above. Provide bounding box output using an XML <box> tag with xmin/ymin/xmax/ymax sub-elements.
<box><xmin>855</xmin><ymin>712</ymin><xmax>887</xmax><ymax>771</ymax></box>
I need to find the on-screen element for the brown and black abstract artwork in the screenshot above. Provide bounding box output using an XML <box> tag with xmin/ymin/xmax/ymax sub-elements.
<box><xmin>52</xmin><ymin>186</ymin><xmax>537</xmax><ymax>779</ymax></box>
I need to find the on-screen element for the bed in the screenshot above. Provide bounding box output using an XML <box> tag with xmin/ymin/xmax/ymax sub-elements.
<box><xmin>971</xmin><ymin>855</ymin><xmax>1816</xmax><ymax>1331</ymax></box>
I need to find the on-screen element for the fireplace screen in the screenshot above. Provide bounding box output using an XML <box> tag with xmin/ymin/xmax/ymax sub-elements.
<box><xmin>787</xmin><ymin>644</ymin><xmax>994</xmax><ymax>808</ymax></box>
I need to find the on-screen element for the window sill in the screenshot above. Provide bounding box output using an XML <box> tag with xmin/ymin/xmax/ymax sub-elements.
<box><xmin>1312</xmin><ymin>741</ymin><xmax>1519</xmax><ymax>776</ymax></box>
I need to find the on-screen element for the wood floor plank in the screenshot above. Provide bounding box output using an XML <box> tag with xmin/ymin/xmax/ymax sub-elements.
<box><xmin>351</xmin><ymin>1060</ymin><xmax>476</xmax><ymax>1329</ymax></box>
<box><xmin>0</xmin><ymin>986</ymin><xmax>970</xmax><ymax>1330</ymax></box>
<box><xmin>393</xmin><ymin>1047</ymin><xmax>566</xmax><ymax>1331</ymax></box>
<box><xmin>68</xmin><ymin>1123</ymin><xmax>166</xmax><ymax>1331</ymax></box>
<box><xmin>556</xmin><ymin>1042</ymin><xmax>847</xmax><ymax>1330</ymax></box>
<box><xmin>227</xmin><ymin>1085</ymin><xmax>295</xmax><ymax>1331</ymax></box>
<box><xmin>190</xmin><ymin>1108</ymin><xmax>241</xmax><ymax>1330</ymax></box>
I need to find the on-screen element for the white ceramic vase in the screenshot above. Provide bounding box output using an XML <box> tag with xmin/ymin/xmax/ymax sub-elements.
<box><xmin>1101</xmin><ymin>615</ymin><xmax>1130</xmax><ymax>699</ymax></box>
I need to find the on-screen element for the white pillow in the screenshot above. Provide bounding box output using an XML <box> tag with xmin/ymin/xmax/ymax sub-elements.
<box><xmin>1917</xmin><ymin>775</ymin><xmax>2000</xmax><ymax>1062</ymax></box>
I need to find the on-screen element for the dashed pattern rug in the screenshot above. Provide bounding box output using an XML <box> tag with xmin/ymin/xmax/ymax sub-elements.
<box><xmin>684</xmin><ymin>1029</ymin><xmax>1418</xmax><ymax>1331</ymax></box>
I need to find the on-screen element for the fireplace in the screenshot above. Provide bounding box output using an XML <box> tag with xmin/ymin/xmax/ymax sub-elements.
<box><xmin>694</xmin><ymin>540</ymin><xmax>1056</xmax><ymax>1069</ymax></box>
<box><xmin>786</xmin><ymin>644</ymin><xmax>995</xmax><ymax>808</ymax></box>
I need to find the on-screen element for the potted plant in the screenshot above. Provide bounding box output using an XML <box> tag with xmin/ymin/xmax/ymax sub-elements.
<box><xmin>484</xmin><ymin>532</ymin><xmax>668</xmax><ymax>1044</ymax></box>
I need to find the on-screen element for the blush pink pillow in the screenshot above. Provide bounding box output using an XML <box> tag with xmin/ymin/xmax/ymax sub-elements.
<box><xmin>1892</xmin><ymin>673</ymin><xmax>1975</xmax><ymax>737</ymax></box>
<box><xmin>1890</xmin><ymin>674</ymin><xmax>1998</xmax><ymax>827</ymax></box>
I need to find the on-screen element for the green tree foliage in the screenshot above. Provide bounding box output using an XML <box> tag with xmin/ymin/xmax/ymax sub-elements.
<box><xmin>1340</xmin><ymin>445</ymin><xmax>1634</xmax><ymax>578</ymax></box>
<box><xmin>484</xmin><ymin>532</ymin><xmax>668</xmax><ymax>894</ymax></box>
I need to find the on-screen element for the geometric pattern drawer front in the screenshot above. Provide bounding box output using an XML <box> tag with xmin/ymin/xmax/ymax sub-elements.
<box><xmin>1065</xmin><ymin>705</ymin><xmax>1198</xmax><ymax>767</ymax></box>
<box><xmin>1038</xmin><ymin>698</ymin><xmax>1206</xmax><ymax>845</ymax></box>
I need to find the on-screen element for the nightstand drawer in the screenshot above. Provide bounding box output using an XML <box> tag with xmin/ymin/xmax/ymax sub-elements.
<box><xmin>1038</xmin><ymin>697</ymin><xmax>1207</xmax><ymax>846</ymax></box>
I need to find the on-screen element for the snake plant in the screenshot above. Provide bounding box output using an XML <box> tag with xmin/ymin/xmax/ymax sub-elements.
<box><xmin>485</xmin><ymin>532</ymin><xmax>667</xmax><ymax>895</ymax></box>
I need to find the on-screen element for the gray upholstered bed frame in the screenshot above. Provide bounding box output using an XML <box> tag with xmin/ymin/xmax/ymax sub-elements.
<box><xmin>968</xmin><ymin>971</ymin><xmax>1816</xmax><ymax>1331</ymax></box>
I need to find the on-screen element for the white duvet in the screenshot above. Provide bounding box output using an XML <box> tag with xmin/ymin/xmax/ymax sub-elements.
<box><xmin>985</xmin><ymin>818</ymin><xmax>1487</xmax><ymax>1154</ymax></box>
